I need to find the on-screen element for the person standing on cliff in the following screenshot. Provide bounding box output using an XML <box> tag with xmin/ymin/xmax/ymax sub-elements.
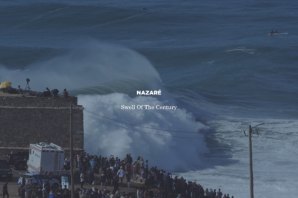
<box><xmin>80</xmin><ymin>172</ymin><xmax>85</xmax><ymax>189</ymax></box>
<box><xmin>63</xmin><ymin>89</ymin><xmax>69</xmax><ymax>98</ymax></box>
<box><xmin>3</xmin><ymin>182</ymin><xmax>9</xmax><ymax>198</ymax></box>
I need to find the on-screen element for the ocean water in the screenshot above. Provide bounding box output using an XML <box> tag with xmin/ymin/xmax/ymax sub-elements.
<box><xmin>0</xmin><ymin>0</ymin><xmax>298</xmax><ymax>197</ymax></box>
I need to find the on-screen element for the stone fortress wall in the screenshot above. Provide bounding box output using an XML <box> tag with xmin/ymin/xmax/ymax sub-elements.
<box><xmin>0</xmin><ymin>94</ymin><xmax>84</xmax><ymax>154</ymax></box>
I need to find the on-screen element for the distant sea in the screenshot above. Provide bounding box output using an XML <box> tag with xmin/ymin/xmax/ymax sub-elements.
<box><xmin>0</xmin><ymin>1</ymin><xmax>297</xmax><ymax>197</ymax></box>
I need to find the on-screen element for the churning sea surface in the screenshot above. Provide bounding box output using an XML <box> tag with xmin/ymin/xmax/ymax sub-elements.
<box><xmin>1</xmin><ymin>0</ymin><xmax>298</xmax><ymax>197</ymax></box>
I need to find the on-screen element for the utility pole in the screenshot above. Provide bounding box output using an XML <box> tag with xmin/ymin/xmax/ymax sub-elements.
<box><xmin>244</xmin><ymin>123</ymin><xmax>263</xmax><ymax>198</ymax></box>
<box><xmin>248</xmin><ymin>125</ymin><xmax>254</xmax><ymax>198</ymax></box>
<box><xmin>70</xmin><ymin>103</ymin><xmax>75</xmax><ymax>198</ymax></box>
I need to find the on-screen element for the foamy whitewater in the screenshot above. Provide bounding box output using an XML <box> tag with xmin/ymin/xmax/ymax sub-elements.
<box><xmin>1</xmin><ymin>0</ymin><xmax>298</xmax><ymax>197</ymax></box>
<box><xmin>79</xmin><ymin>93</ymin><xmax>207</xmax><ymax>171</ymax></box>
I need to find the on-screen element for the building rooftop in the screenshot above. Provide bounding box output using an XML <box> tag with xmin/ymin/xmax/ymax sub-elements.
<box><xmin>30</xmin><ymin>142</ymin><xmax>64</xmax><ymax>152</ymax></box>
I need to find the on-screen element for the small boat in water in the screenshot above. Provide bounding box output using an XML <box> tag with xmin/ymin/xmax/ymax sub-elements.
<box><xmin>268</xmin><ymin>30</ymin><xmax>288</xmax><ymax>36</ymax></box>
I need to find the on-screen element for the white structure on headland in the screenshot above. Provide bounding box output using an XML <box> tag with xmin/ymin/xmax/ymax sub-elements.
<box><xmin>27</xmin><ymin>142</ymin><xmax>65</xmax><ymax>174</ymax></box>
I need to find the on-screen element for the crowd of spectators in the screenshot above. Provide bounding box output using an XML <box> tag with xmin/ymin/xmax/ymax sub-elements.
<box><xmin>16</xmin><ymin>152</ymin><xmax>234</xmax><ymax>198</ymax></box>
<box><xmin>66</xmin><ymin>152</ymin><xmax>235</xmax><ymax>198</ymax></box>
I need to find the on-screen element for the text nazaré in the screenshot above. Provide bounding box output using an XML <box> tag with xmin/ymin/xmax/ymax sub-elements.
<box><xmin>136</xmin><ymin>90</ymin><xmax>161</xmax><ymax>96</ymax></box>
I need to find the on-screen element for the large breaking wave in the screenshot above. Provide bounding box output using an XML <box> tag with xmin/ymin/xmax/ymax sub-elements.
<box><xmin>0</xmin><ymin>42</ymin><xmax>208</xmax><ymax>171</ymax></box>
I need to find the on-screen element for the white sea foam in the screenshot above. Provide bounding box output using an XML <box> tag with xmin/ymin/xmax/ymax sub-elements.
<box><xmin>78</xmin><ymin>93</ymin><xmax>208</xmax><ymax>171</ymax></box>
<box><xmin>177</xmin><ymin>117</ymin><xmax>298</xmax><ymax>198</ymax></box>
<box><xmin>225</xmin><ymin>46</ymin><xmax>255</xmax><ymax>55</ymax></box>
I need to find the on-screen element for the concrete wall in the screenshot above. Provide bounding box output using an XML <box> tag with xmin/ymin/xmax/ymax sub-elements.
<box><xmin>0</xmin><ymin>95</ymin><xmax>84</xmax><ymax>154</ymax></box>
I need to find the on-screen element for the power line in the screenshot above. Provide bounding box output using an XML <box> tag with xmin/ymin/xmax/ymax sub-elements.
<box><xmin>0</xmin><ymin>104</ymin><xmax>202</xmax><ymax>139</ymax></box>
<box><xmin>0</xmin><ymin>105</ymin><xmax>83</xmax><ymax>110</ymax></box>
<box><xmin>85</xmin><ymin>112</ymin><xmax>198</xmax><ymax>139</ymax></box>
<box><xmin>84</xmin><ymin>109</ymin><xmax>202</xmax><ymax>139</ymax></box>
<box><xmin>84</xmin><ymin>109</ymin><xmax>202</xmax><ymax>134</ymax></box>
